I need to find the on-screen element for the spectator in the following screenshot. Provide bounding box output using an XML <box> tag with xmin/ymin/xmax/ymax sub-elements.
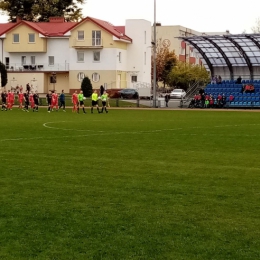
<box><xmin>217</xmin><ymin>75</ymin><xmax>222</xmax><ymax>84</ymax></box>
<box><xmin>26</xmin><ymin>83</ymin><xmax>30</xmax><ymax>92</ymax></box>
<box><xmin>229</xmin><ymin>94</ymin><xmax>234</xmax><ymax>102</ymax></box>
<box><xmin>209</xmin><ymin>95</ymin><xmax>214</xmax><ymax>108</ymax></box>
<box><xmin>165</xmin><ymin>93</ymin><xmax>170</xmax><ymax>107</ymax></box>
<box><xmin>236</xmin><ymin>76</ymin><xmax>242</xmax><ymax>84</ymax></box>
<box><xmin>211</xmin><ymin>76</ymin><xmax>216</xmax><ymax>84</ymax></box>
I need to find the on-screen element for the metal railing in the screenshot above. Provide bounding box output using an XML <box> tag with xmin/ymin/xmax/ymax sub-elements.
<box><xmin>6</xmin><ymin>63</ymin><xmax>70</xmax><ymax>72</ymax></box>
<box><xmin>73</xmin><ymin>38</ymin><xmax>103</xmax><ymax>48</ymax></box>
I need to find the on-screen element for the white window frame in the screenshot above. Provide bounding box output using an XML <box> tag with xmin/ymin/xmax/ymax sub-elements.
<box><xmin>77</xmin><ymin>31</ymin><xmax>84</xmax><ymax>41</ymax></box>
<box><xmin>93</xmin><ymin>51</ymin><xmax>100</xmax><ymax>62</ymax></box>
<box><xmin>77</xmin><ymin>51</ymin><xmax>84</xmax><ymax>62</ymax></box>
<box><xmin>48</xmin><ymin>56</ymin><xmax>54</xmax><ymax>66</ymax></box>
<box><xmin>13</xmin><ymin>34</ymin><xmax>19</xmax><ymax>43</ymax></box>
<box><xmin>92</xmin><ymin>30</ymin><xmax>101</xmax><ymax>46</ymax></box>
<box><xmin>28</xmin><ymin>33</ymin><xmax>35</xmax><ymax>43</ymax></box>
<box><xmin>21</xmin><ymin>56</ymin><xmax>26</xmax><ymax>65</ymax></box>
<box><xmin>31</xmin><ymin>56</ymin><xmax>35</xmax><ymax>65</ymax></box>
<box><xmin>92</xmin><ymin>72</ymin><xmax>100</xmax><ymax>82</ymax></box>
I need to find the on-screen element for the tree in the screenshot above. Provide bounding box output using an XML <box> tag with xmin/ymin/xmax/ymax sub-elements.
<box><xmin>81</xmin><ymin>77</ymin><xmax>92</xmax><ymax>97</ymax></box>
<box><xmin>0</xmin><ymin>62</ymin><xmax>8</xmax><ymax>87</ymax></box>
<box><xmin>252</xmin><ymin>18</ymin><xmax>260</xmax><ymax>33</ymax></box>
<box><xmin>0</xmin><ymin>0</ymin><xmax>85</xmax><ymax>22</ymax></box>
<box><xmin>151</xmin><ymin>38</ymin><xmax>178</xmax><ymax>87</ymax></box>
<box><xmin>167</xmin><ymin>61</ymin><xmax>210</xmax><ymax>91</ymax></box>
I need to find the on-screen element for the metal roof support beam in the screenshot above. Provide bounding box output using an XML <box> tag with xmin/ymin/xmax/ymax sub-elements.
<box><xmin>245</xmin><ymin>35</ymin><xmax>260</xmax><ymax>51</ymax></box>
<box><xmin>182</xmin><ymin>38</ymin><xmax>214</xmax><ymax>76</ymax></box>
<box><xmin>202</xmin><ymin>36</ymin><xmax>234</xmax><ymax>80</ymax></box>
<box><xmin>224</xmin><ymin>35</ymin><xmax>254</xmax><ymax>80</ymax></box>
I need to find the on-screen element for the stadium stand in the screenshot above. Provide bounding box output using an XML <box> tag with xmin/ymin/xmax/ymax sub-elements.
<box><xmin>203</xmin><ymin>80</ymin><xmax>260</xmax><ymax>108</ymax></box>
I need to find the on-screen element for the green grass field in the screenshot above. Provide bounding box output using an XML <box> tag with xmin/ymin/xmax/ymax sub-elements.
<box><xmin>1</xmin><ymin>108</ymin><xmax>260</xmax><ymax>260</ymax></box>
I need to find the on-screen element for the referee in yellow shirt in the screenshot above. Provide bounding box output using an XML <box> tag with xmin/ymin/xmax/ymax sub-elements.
<box><xmin>91</xmin><ymin>90</ymin><xmax>100</xmax><ymax>113</ymax></box>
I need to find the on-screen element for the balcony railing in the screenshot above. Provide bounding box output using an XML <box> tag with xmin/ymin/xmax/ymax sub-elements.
<box><xmin>5</xmin><ymin>63</ymin><xmax>70</xmax><ymax>72</ymax></box>
<box><xmin>73</xmin><ymin>38</ymin><xmax>103</xmax><ymax>48</ymax></box>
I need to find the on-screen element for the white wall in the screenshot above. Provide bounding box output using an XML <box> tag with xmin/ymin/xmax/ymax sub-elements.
<box><xmin>3</xmin><ymin>38</ymin><xmax>69</xmax><ymax>71</ymax></box>
<box><xmin>69</xmin><ymin>48</ymin><xmax>128</xmax><ymax>71</ymax></box>
<box><xmin>125</xmin><ymin>19</ymin><xmax>152</xmax><ymax>85</ymax></box>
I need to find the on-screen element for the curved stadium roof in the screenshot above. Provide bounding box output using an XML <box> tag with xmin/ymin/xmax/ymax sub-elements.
<box><xmin>180</xmin><ymin>34</ymin><xmax>260</xmax><ymax>80</ymax></box>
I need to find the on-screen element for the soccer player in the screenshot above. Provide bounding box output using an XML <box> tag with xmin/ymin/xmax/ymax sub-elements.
<box><xmin>18</xmin><ymin>91</ymin><xmax>24</xmax><ymax>109</ymax></box>
<box><xmin>33</xmin><ymin>91</ymin><xmax>39</xmax><ymax>112</ymax></box>
<box><xmin>1</xmin><ymin>90</ymin><xmax>7</xmax><ymax>111</ymax></box>
<box><xmin>78</xmin><ymin>90</ymin><xmax>86</xmax><ymax>114</ymax></box>
<box><xmin>51</xmin><ymin>90</ymin><xmax>59</xmax><ymax>111</ymax></box>
<box><xmin>7</xmin><ymin>90</ymin><xmax>11</xmax><ymax>110</ymax></box>
<box><xmin>9</xmin><ymin>90</ymin><xmax>15</xmax><ymax>109</ymax></box>
<box><xmin>46</xmin><ymin>90</ymin><xmax>52</xmax><ymax>113</ymax></box>
<box><xmin>91</xmin><ymin>90</ymin><xmax>100</xmax><ymax>113</ymax></box>
<box><xmin>59</xmin><ymin>90</ymin><xmax>66</xmax><ymax>112</ymax></box>
<box><xmin>29</xmin><ymin>91</ymin><xmax>35</xmax><ymax>110</ymax></box>
<box><xmin>101</xmin><ymin>91</ymin><xmax>109</xmax><ymax>113</ymax></box>
<box><xmin>72</xmin><ymin>90</ymin><xmax>78</xmax><ymax>113</ymax></box>
<box><xmin>23</xmin><ymin>91</ymin><xmax>30</xmax><ymax>112</ymax></box>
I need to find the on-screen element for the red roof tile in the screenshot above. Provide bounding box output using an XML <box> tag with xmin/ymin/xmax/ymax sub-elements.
<box><xmin>66</xmin><ymin>17</ymin><xmax>132</xmax><ymax>42</ymax></box>
<box><xmin>114</xmin><ymin>26</ymin><xmax>125</xmax><ymax>34</ymax></box>
<box><xmin>0</xmin><ymin>17</ymin><xmax>132</xmax><ymax>41</ymax></box>
<box><xmin>0</xmin><ymin>23</ymin><xmax>19</xmax><ymax>36</ymax></box>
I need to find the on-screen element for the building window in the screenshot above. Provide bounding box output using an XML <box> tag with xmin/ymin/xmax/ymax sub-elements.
<box><xmin>48</xmin><ymin>56</ymin><xmax>54</xmax><ymax>66</ymax></box>
<box><xmin>93</xmin><ymin>51</ymin><xmax>100</xmax><ymax>62</ymax></box>
<box><xmin>144</xmin><ymin>31</ymin><xmax>146</xmax><ymax>44</ymax></box>
<box><xmin>144</xmin><ymin>52</ymin><xmax>146</xmax><ymax>65</ymax></box>
<box><xmin>77</xmin><ymin>72</ymin><xmax>85</xmax><ymax>82</ymax></box>
<box><xmin>190</xmin><ymin>48</ymin><xmax>194</xmax><ymax>57</ymax></box>
<box><xmin>21</xmin><ymin>56</ymin><xmax>26</xmax><ymax>65</ymax></box>
<box><xmin>29</xmin><ymin>33</ymin><xmax>35</xmax><ymax>43</ymax></box>
<box><xmin>13</xmin><ymin>34</ymin><xmax>19</xmax><ymax>43</ymax></box>
<box><xmin>131</xmin><ymin>75</ymin><xmax>137</xmax><ymax>82</ymax></box>
<box><xmin>50</xmin><ymin>75</ymin><xmax>57</xmax><ymax>84</ymax></box>
<box><xmin>92</xmin><ymin>72</ymin><xmax>100</xmax><ymax>82</ymax></box>
<box><xmin>92</xmin><ymin>30</ymin><xmax>101</xmax><ymax>46</ymax></box>
<box><xmin>118</xmin><ymin>52</ymin><xmax>122</xmax><ymax>63</ymax></box>
<box><xmin>77</xmin><ymin>52</ymin><xmax>84</xmax><ymax>62</ymax></box>
<box><xmin>77</xmin><ymin>31</ymin><xmax>84</xmax><ymax>40</ymax></box>
<box><xmin>31</xmin><ymin>56</ymin><xmax>35</xmax><ymax>65</ymax></box>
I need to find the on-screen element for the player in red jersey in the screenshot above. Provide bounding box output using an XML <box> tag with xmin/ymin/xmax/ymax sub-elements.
<box><xmin>18</xmin><ymin>91</ymin><xmax>24</xmax><ymax>109</ymax></box>
<box><xmin>7</xmin><ymin>90</ymin><xmax>12</xmax><ymax>110</ymax></box>
<box><xmin>51</xmin><ymin>90</ymin><xmax>59</xmax><ymax>111</ymax></box>
<box><xmin>10</xmin><ymin>90</ymin><xmax>15</xmax><ymax>109</ymax></box>
<box><xmin>29</xmin><ymin>91</ymin><xmax>35</xmax><ymax>110</ymax></box>
<box><xmin>72</xmin><ymin>90</ymin><xmax>79</xmax><ymax>113</ymax></box>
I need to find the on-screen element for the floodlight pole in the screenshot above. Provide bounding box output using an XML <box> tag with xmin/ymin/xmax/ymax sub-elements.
<box><xmin>153</xmin><ymin>0</ymin><xmax>157</xmax><ymax>108</ymax></box>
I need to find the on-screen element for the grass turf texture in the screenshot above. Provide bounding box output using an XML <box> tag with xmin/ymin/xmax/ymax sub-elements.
<box><xmin>0</xmin><ymin>109</ymin><xmax>260</xmax><ymax>260</ymax></box>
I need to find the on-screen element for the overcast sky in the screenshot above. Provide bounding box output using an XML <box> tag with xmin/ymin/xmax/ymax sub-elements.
<box><xmin>0</xmin><ymin>0</ymin><xmax>259</xmax><ymax>34</ymax></box>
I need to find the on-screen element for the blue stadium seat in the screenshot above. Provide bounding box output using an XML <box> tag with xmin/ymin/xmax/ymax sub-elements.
<box><xmin>251</xmin><ymin>97</ymin><xmax>256</xmax><ymax>102</ymax></box>
<box><xmin>255</xmin><ymin>101</ymin><xmax>260</xmax><ymax>107</ymax></box>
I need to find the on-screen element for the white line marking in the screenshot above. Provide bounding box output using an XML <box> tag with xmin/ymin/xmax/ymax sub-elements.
<box><xmin>2</xmin><ymin>123</ymin><xmax>260</xmax><ymax>143</ymax></box>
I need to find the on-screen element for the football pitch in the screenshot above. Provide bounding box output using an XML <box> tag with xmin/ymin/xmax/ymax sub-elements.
<box><xmin>1</xmin><ymin>108</ymin><xmax>260</xmax><ymax>260</ymax></box>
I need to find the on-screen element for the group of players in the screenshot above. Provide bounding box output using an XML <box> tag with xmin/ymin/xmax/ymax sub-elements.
<box><xmin>70</xmin><ymin>90</ymin><xmax>109</xmax><ymax>114</ymax></box>
<box><xmin>1</xmin><ymin>89</ymin><xmax>39</xmax><ymax>112</ymax></box>
<box><xmin>1</xmin><ymin>88</ymin><xmax>109</xmax><ymax>113</ymax></box>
